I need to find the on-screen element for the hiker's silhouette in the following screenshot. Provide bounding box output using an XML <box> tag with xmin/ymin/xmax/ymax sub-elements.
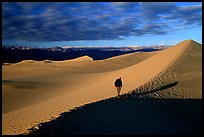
<box><xmin>114</xmin><ymin>77</ymin><xmax>122</xmax><ymax>97</ymax></box>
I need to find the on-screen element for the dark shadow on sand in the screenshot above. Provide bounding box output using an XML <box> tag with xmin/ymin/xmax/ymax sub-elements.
<box><xmin>130</xmin><ymin>81</ymin><xmax>178</xmax><ymax>97</ymax></box>
<box><xmin>2</xmin><ymin>80</ymin><xmax>48</xmax><ymax>89</ymax></box>
<box><xmin>27</xmin><ymin>81</ymin><xmax>202</xmax><ymax>135</ymax></box>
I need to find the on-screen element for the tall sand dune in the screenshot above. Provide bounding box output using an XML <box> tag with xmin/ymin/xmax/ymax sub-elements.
<box><xmin>132</xmin><ymin>39</ymin><xmax>202</xmax><ymax>99</ymax></box>
<box><xmin>2</xmin><ymin>40</ymin><xmax>201</xmax><ymax>135</ymax></box>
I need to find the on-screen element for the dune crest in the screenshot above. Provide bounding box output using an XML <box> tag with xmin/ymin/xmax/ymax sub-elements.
<box><xmin>2</xmin><ymin>40</ymin><xmax>201</xmax><ymax>135</ymax></box>
<box><xmin>70</xmin><ymin>55</ymin><xmax>93</xmax><ymax>61</ymax></box>
<box><xmin>13</xmin><ymin>60</ymin><xmax>38</xmax><ymax>65</ymax></box>
<box><xmin>53</xmin><ymin>55</ymin><xmax>93</xmax><ymax>63</ymax></box>
<box><xmin>14</xmin><ymin>56</ymin><xmax>93</xmax><ymax>65</ymax></box>
<box><xmin>132</xmin><ymin>39</ymin><xmax>202</xmax><ymax>99</ymax></box>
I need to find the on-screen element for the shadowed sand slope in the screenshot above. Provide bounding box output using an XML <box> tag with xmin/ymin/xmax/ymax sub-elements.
<box><xmin>28</xmin><ymin>98</ymin><xmax>202</xmax><ymax>135</ymax></box>
<box><xmin>2</xmin><ymin>40</ymin><xmax>201</xmax><ymax>135</ymax></box>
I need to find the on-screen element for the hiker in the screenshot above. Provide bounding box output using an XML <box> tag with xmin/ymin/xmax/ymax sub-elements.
<box><xmin>114</xmin><ymin>77</ymin><xmax>122</xmax><ymax>97</ymax></box>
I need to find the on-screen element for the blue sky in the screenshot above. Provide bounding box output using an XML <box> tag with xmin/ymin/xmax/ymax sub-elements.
<box><xmin>2</xmin><ymin>2</ymin><xmax>202</xmax><ymax>48</ymax></box>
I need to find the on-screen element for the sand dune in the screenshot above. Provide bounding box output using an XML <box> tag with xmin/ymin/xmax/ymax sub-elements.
<box><xmin>132</xmin><ymin>40</ymin><xmax>202</xmax><ymax>99</ymax></box>
<box><xmin>62</xmin><ymin>55</ymin><xmax>93</xmax><ymax>62</ymax></box>
<box><xmin>2</xmin><ymin>40</ymin><xmax>201</xmax><ymax>135</ymax></box>
<box><xmin>2</xmin><ymin>50</ymin><xmax>157</xmax><ymax>135</ymax></box>
<box><xmin>2</xmin><ymin>51</ymin><xmax>157</xmax><ymax>114</ymax></box>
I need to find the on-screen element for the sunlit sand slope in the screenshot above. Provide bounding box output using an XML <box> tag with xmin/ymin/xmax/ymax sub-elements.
<box><xmin>2</xmin><ymin>40</ymin><xmax>201</xmax><ymax>135</ymax></box>
<box><xmin>2</xmin><ymin>52</ymin><xmax>157</xmax><ymax>114</ymax></box>
<box><xmin>133</xmin><ymin>40</ymin><xmax>202</xmax><ymax>99</ymax></box>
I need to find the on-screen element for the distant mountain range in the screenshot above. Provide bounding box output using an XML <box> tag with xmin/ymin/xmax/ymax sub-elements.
<box><xmin>2</xmin><ymin>45</ymin><xmax>169</xmax><ymax>63</ymax></box>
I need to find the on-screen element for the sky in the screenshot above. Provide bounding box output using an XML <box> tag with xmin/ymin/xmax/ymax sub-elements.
<box><xmin>2</xmin><ymin>2</ymin><xmax>202</xmax><ymax>48</ymax></box>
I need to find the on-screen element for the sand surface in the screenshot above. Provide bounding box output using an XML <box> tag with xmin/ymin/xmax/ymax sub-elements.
<box><xmin>2</xmin><ymin>40</ymin><xmax>202</xmax><ymax>135</ymax></box>
<box><xmin>28</xmin><ymin>98</ymin><xmax>202</xmax><ymax>135</ymax></box>
<box><xmin>133</xmin><ymin>39</ymin><xmax>202</xmax><ymax>99</ymax></box>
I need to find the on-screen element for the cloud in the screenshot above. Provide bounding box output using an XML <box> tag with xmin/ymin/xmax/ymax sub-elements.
<box><xmin>141</xmin><ymin>24</ymin><xmax>172</xmax><ymax>35</ymax></box>
<box><xmin>139</xmin><ymin>2</ymin><xmax>176</xmax><ymax>20</ymax></box>
<box><xmin>111</xmin><ymin>2</ymin><xmax>139</xmax><ymax>11</ymax></box>
<box><xmin>2</xmin><ymin>2</ymin><xmax>202</xmax><ymax>41</ymax></box>
<box><xmin>167</xmin><ymin>4</ymin><xmax>202</xmax><ymax>25</ymax></box>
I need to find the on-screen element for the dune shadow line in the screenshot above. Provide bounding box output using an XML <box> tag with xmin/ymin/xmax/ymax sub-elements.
<box><xmin>132</xmin><ymin>81</ymin><xmax>178</xmax><ymax>96</ymax></box>
<box><xmin>27</xmin><ymin>79</ymin><xmax>202</xmax><ymax>135</ymax></box>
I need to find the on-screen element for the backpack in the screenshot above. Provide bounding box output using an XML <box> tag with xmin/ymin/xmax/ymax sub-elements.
<box><xmin>115</xmin><ymin>79</ymin><xmax>122</xmax><ymax>87</ymax></box>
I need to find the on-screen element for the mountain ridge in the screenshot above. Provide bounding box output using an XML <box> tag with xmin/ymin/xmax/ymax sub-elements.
<box><xmin>2</xmin><ymin>45</ymin><xmax>168</xmax><ymax>63</ymax></box>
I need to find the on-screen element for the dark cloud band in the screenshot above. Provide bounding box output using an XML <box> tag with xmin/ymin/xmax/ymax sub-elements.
<box><xmin>2</xmin><ymin>2</ymin><xmax>202</xmax><ymax>41</ymax></box>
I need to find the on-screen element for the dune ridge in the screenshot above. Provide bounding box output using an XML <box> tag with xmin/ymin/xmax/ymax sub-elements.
<box><xmin>6</xmin><ymin>55</ymin><xmax>93</xmax><ymax>66</ymax></box>
<box><xmin>132</xmin><ymin>39</ymin><xmax>202</xmax><ymax>99</ymax></box>
<box><xmin>53</xmin><ymin>55</ymin><xmax>93</xmax><ymax>63</ymax></box>
<box><xmin>2</xmin><ymin>40</ymin><xmax>201</xmax><ymax>135</ymax></box>
<box><xmin>14</xmin><ymin>60</ymin><xmax>38</xmax><ymax>65</ymax></box>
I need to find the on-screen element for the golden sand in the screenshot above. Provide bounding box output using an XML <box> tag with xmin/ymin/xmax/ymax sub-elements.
<box><xmin>2</xmin><ymin>40</ymin><xmax>201</xmax><ymax>135</ymax></box>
